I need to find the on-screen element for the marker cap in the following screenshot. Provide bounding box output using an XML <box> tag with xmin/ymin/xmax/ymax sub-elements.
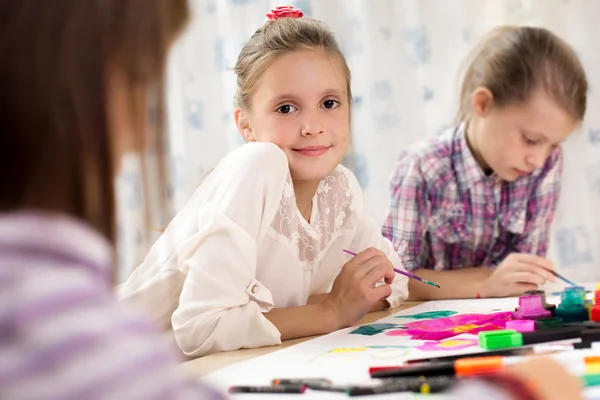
<box><xmin>478</xmin><ymin>330</ymin><xmax>523</xmax><ymax>350</ymax></box>
<box><xmin>455</xmin><ymin>356</ymin><xmax>503</xmax><ymax>377</ymax></box>
<box><xmin>506</xmin><ymin>320</ymin><xmax>535</xmax><ymax>333</ymax></box>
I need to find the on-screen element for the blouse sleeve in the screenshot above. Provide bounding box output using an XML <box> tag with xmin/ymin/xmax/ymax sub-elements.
<box><xmin>170</xmin><ymin>143</ymin><xmax>290</xmax><ymax>357</ymax></box>
<box><xmin>345</xmin><ymin>169</ymin><xmax>409</xmax><ymax>309</ymax></box>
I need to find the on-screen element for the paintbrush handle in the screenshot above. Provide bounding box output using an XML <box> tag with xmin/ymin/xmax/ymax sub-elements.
<box><xmin>394</xmin><ymin>267</ymin><xmax>419</xmax><ymax>280</ymax></box>
<box><xmin>343</xmin><ymin>249</ymin><xmax>439</xmax><ymax>288</ymax></box>
<box><xmin>551</xmin><ymin>270</ymin><xmax>577</xmax><ymax>287</ymax></box>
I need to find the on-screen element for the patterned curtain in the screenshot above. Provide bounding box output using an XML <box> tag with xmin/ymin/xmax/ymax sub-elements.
<box><xmin>115</xmin><ymin>0</ymin><xmax>600</xmax><ymax>284</ymax></box>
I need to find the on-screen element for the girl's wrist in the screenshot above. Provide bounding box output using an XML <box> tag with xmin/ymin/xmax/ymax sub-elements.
<box><xmin>475</xmin><ymin>278</ymin><xmax>490</xmax><ymax>298</ymax></box>
<box><xmin>318</xmin><ymin>297</ymin><xmax>345</xmax><ymax>331</ymax></box>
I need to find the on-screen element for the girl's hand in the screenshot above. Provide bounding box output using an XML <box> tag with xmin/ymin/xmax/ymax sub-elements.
<box><xmin>506</xmin><ymin>357</ymin><xmax>583</xmax><ymax>400</ymax></box>
<box><xmin>323</xmin><ymin>248</ymin><xmax>395</xmax><ymax>327</ymax></box>
<box><xmin>483</xmin><ymin>253</ymin><xmax>556</xmax><ymax>297</ymax></box>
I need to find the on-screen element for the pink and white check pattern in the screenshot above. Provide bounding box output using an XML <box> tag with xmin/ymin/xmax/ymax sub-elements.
<box><xmin>382</xmin><ymin>125</ymin><xmax>563</xmax><ymax>271</ymax></box>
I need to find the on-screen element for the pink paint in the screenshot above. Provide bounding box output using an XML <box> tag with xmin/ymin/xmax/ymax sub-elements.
<box><xmin>385</xmin><ymin>329</ymin><xmax>411</xmax><ymax>337</ymax></box>
<box><xmin>512</xmin><ymin>295</ymin><xmax>552</xmax><ymax>320</ymax></box>
<box><xmin>394</xmin><ymin>312</ymin><xmax>513</xmax><ymax>341</ymax></box>
<box><xmin>506</xmin><ymin>320</ymin><xmax>535</xmax><ymax>333</ymax></box>
<box><xmin>416</xmin><ymin>339</ymin><xmax>478</xmax><ymax>352</ymax></box>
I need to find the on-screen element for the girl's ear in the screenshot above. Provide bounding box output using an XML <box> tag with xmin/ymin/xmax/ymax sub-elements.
<box><xmin>234</xmin><ymin>108</ymin><xmax>255</xmax><ymax>142</ymax></box>
<box><xmin>471</xmin><ymin>87</ymin><xmax>495</xmax><ymax>117</ymax></box>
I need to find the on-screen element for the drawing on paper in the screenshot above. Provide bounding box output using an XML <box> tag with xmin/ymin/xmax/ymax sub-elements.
<box><xmin>416</xmin><ymin>339</ymin><xmax>478</xmax><ymax>352</ymax></box>
<box><xmin>311</xmin><ymin>345</ymin><xmax>413</xmax><ymax>363</ymax></box>
<box><xmin>394</xmin><ymin>310</ymin><xmax>458</xmax><ymax>320</ymax></box>
<box><xmin>349</xmin><ymin>323</ymin><xmax>403</xmax><ymax>336</ymax></box>
<box><xmin>387</xmin><ymin>312</ymin><xmax>513</xmax><ymax>340</ymax></box>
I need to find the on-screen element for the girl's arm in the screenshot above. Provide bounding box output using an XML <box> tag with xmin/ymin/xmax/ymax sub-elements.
<box><xmin>345</xmin><ymin>167</ymin><xmax>410</xmax><ymax>308</ymax></box>
<box><xmin>266</xmin><ymin>247</ymin><xmax>396</xmax><ymax>340</ymax></box>
<box><xmin>406</xmin><ymin>267</ymin><xmax>492</xmax><ymax>300</ymax></box>
<box><xmin>170</xmin><ymin>143</ymin><xmax>291</xmax><ymax>357</ymax></box>
<box><xmin>262</xmin><ymin>303</ymin><xmax>341</xmax><ymax>340</ymax></box>
<box><xmin>307</xmin><ymin>293</ymin><xmax>389</xmax><ymax>312</ymax></box>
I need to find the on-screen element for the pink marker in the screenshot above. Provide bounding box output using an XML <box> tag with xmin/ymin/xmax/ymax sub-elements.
<box><xmin>506</xmin><ymin>320</ymin><xmax>535</xmax><ymax>333</ymax></box>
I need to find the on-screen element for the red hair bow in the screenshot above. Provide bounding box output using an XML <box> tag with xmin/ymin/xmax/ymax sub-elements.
<box><xmin>266</xmin><ymin>6</ymin><xmax>304</xmax><ymax>20</ymax></box>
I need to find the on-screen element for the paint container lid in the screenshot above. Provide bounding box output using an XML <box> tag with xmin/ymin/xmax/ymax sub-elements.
<box><xmin>478</xmin><ymin>330</ymin><xmax>523</xmax><ymax>350</ymax></box>
<box><xmin>535</xmin><ymin>317</ymin><xmax>563</xmax><ymax>329</ymax></box>
<box><xmin>525</xmin><ymin>290</ymin><xmax>545</xmax><ymax>296</ymax></box>
<box><xmin>455</xmin><ymin>356</ymin><xmax>504</xmax><ymax>377</ymax></box>
<box><xmin>506</xmin><ymin>320</ymin><xmax>535</xmax><ymax>332</ymax></box>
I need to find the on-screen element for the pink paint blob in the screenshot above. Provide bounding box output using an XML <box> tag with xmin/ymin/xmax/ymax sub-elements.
<box><xmin>401</xmin><ymin>312</ymin><xmax>513</xmax><ymax>341</ymax></box>
<box><xmin>385</xmin><ymin>329</ymin><xmax>411</xmax><ymax>337</ymax></box>
<box><xmin>416</xmin><ymin>339</ymin><xmax>478</xmax><ymax>351</ymax></box>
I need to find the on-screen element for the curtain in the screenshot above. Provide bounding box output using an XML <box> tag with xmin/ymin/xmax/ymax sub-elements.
<box><xmin>115</xmin><ymin>0</ymin><xmax>600</xmax><ymax>284</ymax></box>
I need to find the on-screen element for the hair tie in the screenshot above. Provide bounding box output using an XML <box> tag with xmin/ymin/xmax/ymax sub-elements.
<box><xmin>266</xmin><ymin>6</ymin><xmax>303</xmax><ymax>20</ymax></box>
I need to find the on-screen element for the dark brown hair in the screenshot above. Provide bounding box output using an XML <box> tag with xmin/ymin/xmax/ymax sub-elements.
<box><xmin>234</xmin><ymin>17</ymin><xmax>352</xmax><ymax>111</ymax></box>
<box><xmin>458</xmin><ymin>26</ymin><xmax>587</xmax><ymax>123</ymax></box>
<box><xmin>0</xmin><ymin>0</ymin><xmax>189</xmax><ymax>244</ymax></box>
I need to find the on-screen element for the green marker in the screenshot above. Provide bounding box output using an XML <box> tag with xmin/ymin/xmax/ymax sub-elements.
<box><xmin>581</xmin><ymin>373</ymin><xmax>600</xmax><ymax>387</ymax></box>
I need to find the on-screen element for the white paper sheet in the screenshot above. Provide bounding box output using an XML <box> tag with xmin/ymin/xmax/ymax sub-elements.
<box><xmin>202</xmin><ymin>295</ymin><xmax>600</xmax><ymax>400</ymax></box>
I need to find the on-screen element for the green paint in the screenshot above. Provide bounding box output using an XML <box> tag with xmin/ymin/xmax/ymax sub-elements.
<box><xmin>394</xmin><ymin>310</ymin><xmax>458</xmax><ymax>320</ymax></box>
<box><xmin>349</xmin><ymin>323</ymin><xmax>399</xmax><ymax>336</ymax></box>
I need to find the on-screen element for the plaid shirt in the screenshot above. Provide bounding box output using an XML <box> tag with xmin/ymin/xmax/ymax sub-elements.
<box><xmin>382</xmin><ymin>125</ymin><xmax>563</xmax><ymax>272</ymax></box>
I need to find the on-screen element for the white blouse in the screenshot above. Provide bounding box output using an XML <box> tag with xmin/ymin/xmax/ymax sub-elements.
<box><xmin>118</xmin><ymin>142</ymin><xmax>408</xmax><ymax>357</ymax></box>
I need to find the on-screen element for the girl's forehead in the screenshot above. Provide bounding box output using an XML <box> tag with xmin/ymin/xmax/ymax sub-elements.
<box><xmin>497</xmin><ymin>90</ymin><xmax>578</xmax><ymax>142</ymax></box>
<box><xmin>254</xmin><ymin>50</ymin><xmax>348</xmax><ymax>98</ymax></box>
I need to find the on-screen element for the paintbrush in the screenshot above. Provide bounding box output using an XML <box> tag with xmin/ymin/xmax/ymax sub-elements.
<box><xmin>342</xmin><ymin>249</ymin><xmax>440</xmax><ymax>288</ymax></box>
<box><xmin>550</xmin><ymin>270</ymin><xmax>577</xmax><ymax>287</ymax></box>
<box><xmin>500</xmin><ymin>240</ymin><xmax>577</xmax><ymax>287</ymax></box>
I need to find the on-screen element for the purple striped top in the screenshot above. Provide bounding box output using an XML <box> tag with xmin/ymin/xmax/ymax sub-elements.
<box><xmin>0</xmin><ymin>211</ymin><xmax>224</xmax><ymax>400</ymax></box>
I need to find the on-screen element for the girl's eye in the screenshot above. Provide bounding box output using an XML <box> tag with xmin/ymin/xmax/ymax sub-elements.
<box><xmin>523</xmin><ymin>135</ymin><xmax>539</xmax><ymax>145</ymax></box>
<box><xmin>322</xmin><ymin>99</ymin><xmax>340</xmax><ymax>109</ymax></box>
<box><xmin>276</xmin><ymin>104</ymin><xmax>297</xmax><ymax>114</ymax></box>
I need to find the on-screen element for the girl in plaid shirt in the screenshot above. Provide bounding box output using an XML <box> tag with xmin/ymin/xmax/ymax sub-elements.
<box><xmin>383</xmin><ymin>26</ymin><xmax>588</xmax><ymax>301</ymax></box>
